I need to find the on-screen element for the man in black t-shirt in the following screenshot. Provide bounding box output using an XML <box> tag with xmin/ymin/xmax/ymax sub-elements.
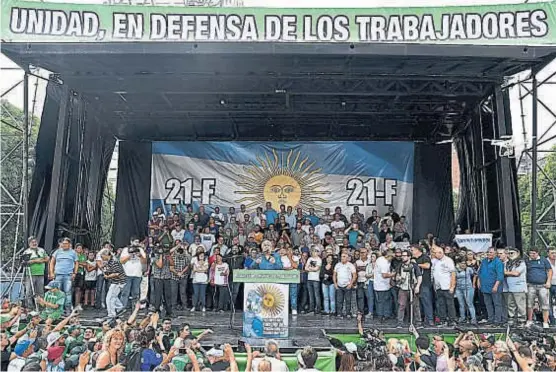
<box><xmin>412</xmin><ymin>245</ymin><xmax>434</xmax><ymax>326</ymax></box>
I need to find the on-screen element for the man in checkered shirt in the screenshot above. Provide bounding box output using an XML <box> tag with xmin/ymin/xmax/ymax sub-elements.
<box><xmin>170</xmin><ymin>240</ymin><xmax>191</xmax><ymax>311</ymax></box>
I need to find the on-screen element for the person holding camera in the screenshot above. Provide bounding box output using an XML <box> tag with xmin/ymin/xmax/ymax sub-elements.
<box><xmin>151</xmin><ymin>245</ymin><xmax>174</xmax><ymax>316</ymax></box>
<box><xmin>120</xmin><ymin>237</ymin><xmax>148</xmax><ymax>310</ymax></box>
<box><xmin>23</xmin><ymin>236</ymin><xmax>49</xmax><ymax>308</ymax></box>
<box><xmin>169</xmin><ymin>240</ymin><xmax>191</xmax><ymax>311</ymax></box>
<box><xmin>394</xmin><ymin>250</ymin><xmax>422</xmax><ymax>328</ymax></box>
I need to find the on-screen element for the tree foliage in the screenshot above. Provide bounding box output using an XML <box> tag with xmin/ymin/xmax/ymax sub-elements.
<box><xmin>518</xmin><ymin>145</ymin><xmax>556</xmax><ymax>251</ymax></box>
<box><xmin>1</xmin><ymin>100</ymin><xmax>39</xmax><ymax>262</ymax></box>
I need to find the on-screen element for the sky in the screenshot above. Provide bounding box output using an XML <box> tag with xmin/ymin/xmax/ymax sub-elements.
<box><xmin>1</xmin><ymin>0</ymin><xmax>555</xmax><ymax>163</ymax></box>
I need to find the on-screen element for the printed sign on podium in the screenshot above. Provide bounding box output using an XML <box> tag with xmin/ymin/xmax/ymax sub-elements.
<box><xmin>234</xmin><ymin>270</ymin><xmax>299</xmax><ymax>339</ymax></box>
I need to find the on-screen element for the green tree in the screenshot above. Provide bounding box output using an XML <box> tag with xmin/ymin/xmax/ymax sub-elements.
<box><xmin>518</xmin><ymin>145</ymin><xmax>556</xmax><ymax>252</ymax></box>
<box><xmin>1</xmin><ymin>100</ymin><xmax>39</xmax><ymax>262</ymax></box>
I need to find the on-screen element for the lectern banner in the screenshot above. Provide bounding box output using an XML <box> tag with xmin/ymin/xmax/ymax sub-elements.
<box><xmin>243</xmin><ymin>283</ymin><xmax>289</xmax><ymax>338</ymax></box>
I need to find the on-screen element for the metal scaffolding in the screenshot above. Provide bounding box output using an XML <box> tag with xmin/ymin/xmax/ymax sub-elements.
<box><xmin>515</xmin><ymin>62</ymin><xmax>556</xmax><ymax>249</ymax></box>
<box><xmin>0</xmin><ymin>63</ymin><xmax>40</xmax><ymax>278</ymax></box>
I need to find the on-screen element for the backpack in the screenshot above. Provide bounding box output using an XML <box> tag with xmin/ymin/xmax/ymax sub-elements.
<box><xmin>123</xmin><ymin>346</ymin><xmax>144</xmax><ymax>371</ymax></box>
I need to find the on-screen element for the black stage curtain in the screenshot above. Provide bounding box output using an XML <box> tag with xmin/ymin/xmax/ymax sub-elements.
<box><xmin>27</xmin><ymin>83</ymin><xmax>62</xmax><ymax>247</ymax></box>
<box><xmin>412</xmin><ymin>143</ymin><xmax>454</xmax><ymax>243</ymax></box>
<box><xmin>28</xmin><ymin>83</ymin><xmax>116</xmax><ymax>252</ymax></box>
<box><xmin>112</xmin><ymin>141</ymin><xmax>152</xmax><ymax>247</ymax></box>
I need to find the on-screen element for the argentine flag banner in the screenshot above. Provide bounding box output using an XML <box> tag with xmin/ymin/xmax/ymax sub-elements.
<box><xmin>151</xmin><ymin>142</ymin><xmax>414</xmax><ymax>219</ymax></box>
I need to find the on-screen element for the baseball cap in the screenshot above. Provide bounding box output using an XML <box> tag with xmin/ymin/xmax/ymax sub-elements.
<box><xmin>480</xmin><ymin>333</ymin><xmax>495</xmax><ymax>345</ymax></box>
<box><xmin>14</xmin><ymin>340</ymin><xmax>33</xmax><ymax>356</ymax></box>
<box><xmin>29</xmin><ymin>311</ymin><xmax>40</xmax><ymax>317</ymax></box>
<box><xmin>45</xmin><ymin>281</ymin><xmax>61</xmax><ymax>290</ymax></box>
<box><xmin>206</xmin><ymin>348</ymin><xmax>224</xmax><ymax>357</ymax></box>
<box><xmin>47</xmin><ymin>332</ymin><xmax>62</xmax><ymax>347</ymax></box>
<box><xmin>344</xmin><ymin>342</ymin><xmax>358</xmax><ymax>354</ymax></box>
<box><xmin>507</xmin><ymin>247</ymin><xmax>519</xmax><ymax>252</ymax></box>
<box><xmin>47</xmin><ymin>346</ymin><xmax>65</xmax><ymax>361</ymax></box>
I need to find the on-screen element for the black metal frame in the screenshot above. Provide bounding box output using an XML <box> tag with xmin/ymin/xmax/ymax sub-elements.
<box><xmin>2</xmin><ymin>40</ymin><xmax>555</xmax><ymax>255</ymax></box>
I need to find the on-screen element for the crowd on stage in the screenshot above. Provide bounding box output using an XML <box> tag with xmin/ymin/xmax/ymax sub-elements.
<box><xmin>4</xmin><ymin>202</ymin><xmax>556</xmax><ymax>371</ymax></box>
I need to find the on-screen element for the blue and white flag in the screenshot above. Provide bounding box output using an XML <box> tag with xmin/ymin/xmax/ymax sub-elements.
<box><xmin>151</xmin><ymin>141</ymin><xmax>414</xmax><ymax>220</ymax></box>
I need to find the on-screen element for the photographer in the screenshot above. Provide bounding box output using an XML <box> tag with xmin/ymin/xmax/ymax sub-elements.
<box><xmin>23</xmin><ymin>236</ymin><xmax>49</xmax><ymax>308</ymax></box>
<box><xmin>169</xmin><ymin>240</ymin><xmax>191</xmax><ymax>311</ymax></box>
<box><xmin>120</xmin><ymin>237</ymin><xmax>148</xmax><ymax>310</ymax></box>
<box><xmin>151</xmin><ymin>245</ymin><xmax>174</xmax><ymax>316</ymax></box>
<box><xmin>394</xmin><ymin>250</ymin><xmax>422</xmax><ymax>328</ymax></box>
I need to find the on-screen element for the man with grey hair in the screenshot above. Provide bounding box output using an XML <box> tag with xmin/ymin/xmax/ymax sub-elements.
<box><xmin>504</xmin><ymin>247</ymin><xmax>527</xmax><ymax>326</ymax></box>
<box><xmin>251</xmin><ymin>339</ymin><xmax>289</xmax><ymax>371</ymax></box>
<box><xmin>298</xmin><ymin>346</ymin><xmax>319</xmax><ymax>371</ymax></box>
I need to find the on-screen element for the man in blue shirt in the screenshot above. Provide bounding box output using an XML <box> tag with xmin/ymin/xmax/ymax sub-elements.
<box><xmin>526</xmin><ymin>247</ymin><xmax>553</xmax><ymax>328</ymax></box>
<box><xmin>183</xmin><ymin>223</ymin><xmax>196</xmax><ymax>244</ymax></box>
<box><xmin>49</xmin><ymin>237</ymin><xmax>79</xmax><ymax>312</ymax></box>
<box><xmin>477</xmin><ymin>247</ymin><xmax>504</xmax><ymax>325</ymax></box>
<box><xmin>264</xmin><ymin>202</ymin><xmax>279</xmax><ymax>226</ymax></box>
<box><xmin>258</xmin><ymin>240</ymin><xmax>282</xmax><ymax>270</ymax></box>
<box><xmin>306</xmin><ymin>208</ymin><xmax>319</xmax><ymax>227</ymax></box>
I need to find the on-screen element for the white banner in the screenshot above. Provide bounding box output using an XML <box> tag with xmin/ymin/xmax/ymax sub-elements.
<box><xmin>243</xmin><ymin>283</ymin><xmax>289</xmax><ymax>338</ymax></box>
<box><xmin>150</xmin><ymin>142</ymin><xmax>414</xmax><ymax>220</ymax></box>
<box><xmin>453</xmin><ymin>233</ymin><xmax>493</xmax><ymax>253</ymax></box>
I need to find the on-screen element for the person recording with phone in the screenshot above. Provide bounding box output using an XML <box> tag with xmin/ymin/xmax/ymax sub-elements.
<box><xmin>120</xmin><ymin>237</ymin><xmax>148</xmax><ymax>311</ymax></box>
<box><xmin>169</xmin><ymin>240</ymin><xmax>191</xmax><ymax>311</ymax></box>
<box><xmin>151</xmin><ymin>244</ymin><xmax>174</xmax><ymax>316</ymax></box>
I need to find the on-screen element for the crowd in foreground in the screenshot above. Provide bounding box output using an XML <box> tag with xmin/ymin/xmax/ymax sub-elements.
<box><xmin>20</xmin><ymin>202</ymin><xmax>556</xmax><ymax>331</ymax></box>
<box><xmin>2</xmin><ymin>296</ymin><xmax>556</xmax><ymax>371</ymax></box>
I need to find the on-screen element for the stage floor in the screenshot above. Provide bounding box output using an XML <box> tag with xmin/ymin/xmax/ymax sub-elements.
<box><xmin>78</xmin><ymin>308</ymin><xmax>509</xmax><ymax>348</ymax></box>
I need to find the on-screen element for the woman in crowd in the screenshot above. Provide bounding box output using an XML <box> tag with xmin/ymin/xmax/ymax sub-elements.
<box><xmin>365</xmin><ymin>251</ymin><xmax>377</xmax><ymax>319</ymax></box>
<box><xmin>455</xmin><ymin>259</ymin><xmax>478</xmax><ymax>324</ymax></box>
<box><xmin>96</xmin><ymin>328</ymin><xmax>125</xmax><ymax>371</ymax></box>
<box><xmin>84</xmin><ymin>251</ymin><xmax>98</xmax><ymax>307</ymax></box>
<box><xmin>191</xmin><ymin>251</ymin><xmax>209</xmax><ymax>312</ymax></box>
<box><xmin>321</xmin><ymin>253</ymin><xmax>336</xmax><ymax>315</ymax></box>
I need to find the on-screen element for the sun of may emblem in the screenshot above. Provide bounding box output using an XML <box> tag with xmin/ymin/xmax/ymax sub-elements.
<box><xmin>234</xmin><ymin>149</ymin><xmax>330</xmax><ymax>211</ymax></box>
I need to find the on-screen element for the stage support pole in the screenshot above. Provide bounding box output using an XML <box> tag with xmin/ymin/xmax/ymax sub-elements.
<box><xmin>44</xmin><ymin>86</ymin><xmax>70</xmax><ymax>253</ymax></box>
<box><xmin>22</xmin><ymin>68</ymin><xmax>29</xmax><ymax>244</ymax></box>
<box><xmin>531</xmin><ymin>75</ymin><xmax>538</xmax><ymax>249</ymax></box>
<box><xmin>494</xmin><ymin>86</ymin><xmax>516</xmax><ymax>248</ymax></box>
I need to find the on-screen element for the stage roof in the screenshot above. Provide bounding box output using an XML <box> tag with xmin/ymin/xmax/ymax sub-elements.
<box><xmin>3</xmin><ymin>1</ymin><xmax>556</xmax><ymax>141</ymax></box>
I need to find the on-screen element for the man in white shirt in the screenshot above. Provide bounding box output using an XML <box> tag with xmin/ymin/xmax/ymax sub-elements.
<box><xmin>432</xmin><ymin>246</ymin><xmax>457</xmax><ymax>326</ymax></box>
<box><xmin>355</xmin><ymin>248</ymin><xmax>370</xmax><ymax>316</ymax></box>
<box><xmin>211</xmin><ymin>206</ymin><xmax>225</xmax><ymax>227</ymax></box>
<box><xmin>8</xmin><ymin>338</ymin><xmax>34</xmax><ymax>372</ymax></box>
<box><xmin>306</xmin><ymin>249</ymin><xmax>322</xmax><ymax>314</ymax></box>
<box><xmin>374</xmin><ymin>249</ymin><xmax>396</xmax><ymax>322</ymax></box>
<box><xmin>119</xmin><ymin>237</ymin><xmax>147</xmax><ymax>309</ymax></box>
<box><xmin>333</xmin><ymin>252</ymin><xmax>356</xmax><ymax>318</ymax></box>
<box><xmin>330</xmin><ymin>214</ymin><xmax>346</xmax><ymax>231</ymax></box>
<box><xmin>314</xmin><ymin>218</ymin><xmax>331</xmax><ymax>241</ymax></box>
<box><xmin>252</xmin><ymin>339</ymin><xmax>289</xmax><ymax>372</ymax></box>
<box><xmin>171</xmin><ymin>224</ymin><xmax>185</xmax><ymax>242</ymax></box>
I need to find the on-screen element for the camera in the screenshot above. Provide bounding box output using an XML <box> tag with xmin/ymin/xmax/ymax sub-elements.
<box><xmin>153</xmin><ymin>247</ymin><xmax>165</xmax><ymax>255</ymax></box>
<box><xmin>21</xmin><ymin>253</ymin><xmax>32</xmax><ymax>263</ymax></box>
<box><xmin>176</xmin><ymin>248</ymin><xmax>184</xmax><ymax>255</ymax></box>
<box><xmin>128</xmin><ymin>245</ymin><xmax>140</xmax><ymax>254</ymax></box>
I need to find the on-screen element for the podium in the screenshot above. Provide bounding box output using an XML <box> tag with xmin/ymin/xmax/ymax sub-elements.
<box><xmin>234</xmin><ymin>270</ymin><xmax>300</xmax><ymax>339</ymax></box>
